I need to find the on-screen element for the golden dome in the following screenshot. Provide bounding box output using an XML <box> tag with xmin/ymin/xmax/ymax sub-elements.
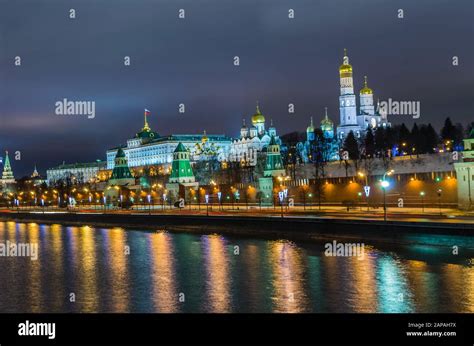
<box><xmin>201</xmin><ymin>130</ymin><xmax>208</xmax><ymax>143</ymax></box>
<box><xmin>320</xmin><ymin>107</ymin><xmax>333</xmax><ymax>128</ymax></box>
<box><xmin>360</xmin><ymin>76</ymin><xmax>373</xmax><ymax>95</ymax></box>
<box><xmin>251</xmin><ymin>103</ymin><xmax>265</xmax><ymax>125</ymax></box>
<box><xmin>339</xmin><ymin>48</ymin><xmax>353</xmax><ymax>77</ymax></box>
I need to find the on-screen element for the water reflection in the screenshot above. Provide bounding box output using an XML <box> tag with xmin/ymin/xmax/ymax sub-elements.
<box><xmin>0</xmin><ymin>221</ymin><xmax>472</xmax><ymax>313</ymax></box>
<box><xmin>149</xmin><ymin>232</ymin><xmax>178</xmax><ymax>312</ymax></box>
<box><xmin>202</xmin><ymin>234</ymin><xmax>232</xmax><ymax>312</ymax></box>
<box><xmin>105</xmin><ymin>228</ymin><xmax>130</xmax><ymax>312</ymax></box>
<box><xmin>267</xmin><ymin>241</ymin><xmax>308</xmax><ymax>313</ymax></box>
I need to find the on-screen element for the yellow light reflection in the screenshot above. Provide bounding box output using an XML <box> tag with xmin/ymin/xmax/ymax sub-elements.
<box><xmin>203</xmin><ymin>234</ymin><xmax>231</xmax><ymax>312</ymax></box>
<box><xmin>150</xmin><ymin>232</ymin><xmax>178</xmax><ymax>312</ymax></box>
<box><xmin>268</xmin><ymin>240</ymin><xmax>307</xmax><ymax>313</ymax></box>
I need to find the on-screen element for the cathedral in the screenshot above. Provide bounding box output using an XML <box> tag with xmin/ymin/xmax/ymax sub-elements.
<box><xmin>297</xmin><ymin>108</ymin><xmax>340</xmax><ymax>163</ymax></box>
<box><xmin>229</xmin><ymin>103</ymin><xmax>281</xmax><ymax>166</ymax></box>
<box><xmin>336</xmin><ymin>49</ymin><xmax>390</xmax><ymax>140</ymax></box>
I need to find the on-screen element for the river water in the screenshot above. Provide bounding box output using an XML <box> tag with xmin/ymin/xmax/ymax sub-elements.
<box><xmin>0</xmin><ymin>221</ymin><xmax>473</xmax><ymax>313</ymax></box>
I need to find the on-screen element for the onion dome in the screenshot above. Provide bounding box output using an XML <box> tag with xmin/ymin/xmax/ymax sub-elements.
<box><xmin>320</xmin><ymin>107</ymin><xmax>333</xmax><ymax>131</ymax></box>
<box><xmin>251</xmin><ymin>103</ymin><xmax>265</xmax><ymax>125</ymax></box>
<box><xmin>360</xmin><ymin>76</ymin><xmax>373</xmax><ymax>95</ymax></box>
<box><xmin>339</xmin><ymin>48</ymin><xmax>353</xmax><ymax>78</ymax></box>
<box><xmin>306</xmin><ymin>117</ymin><xmax>315</xmax><ymax>133</ymax></box>
<box><xmin>201</xmin><ymin>130</ymin><xmax>208</xmax><ymax>143</ymax></box>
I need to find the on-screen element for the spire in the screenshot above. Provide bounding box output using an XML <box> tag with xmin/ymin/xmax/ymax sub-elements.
<box><xmin>324</xmin><ymin>107</ymin><xmax>328</xmax><ymax>121</ymax></box>
<box><xmin>32</xmin><ymin>164</ymin><xmax>39</xmax><ymax>178</ymax></box>
<box><xmin>364</xmin><ymin>75</ymin><xmax>368</xmax><ymax>87</ymax></box>
<box><xmin>143</xmin><ymin>109</ymin><xmax>151</xmax><ymax>132</ymax></box>
<box><xmin>1</xmin><ymin>150</ymin><xmax>15</xmax><ymax>182</ymax></box>
<box><xmin>242</xmin><ymin>118</ymin><xmax>246</xmax><ymax>127</ymax></box>
<box><xmin>256</xmin><ymin>101</ymin><xmax>260</xmax><ymax>114</ymax></box>
<box><xmin>270</xmin><ymin>118</ymin><xmax>273</xmax><ymax>127</ymax></box>
<box><xmin>343</xmin><ymin>48</ymin><xmax>349</xmax><ymax>63</ymax></box>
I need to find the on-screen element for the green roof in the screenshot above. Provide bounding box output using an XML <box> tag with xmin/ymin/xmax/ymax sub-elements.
<box><xmin>174</xmin><ymin>142</ymin><xmax>187</xmax><ymax>153</ymax></box>
<box><xmin>269</xmin><ymin>135</ymin><xmax>277</xmax><ymax>146</ymax></box>
<box><xmin>115</xmin><ymin>147</ymin><xmax>126</xmax><ymax>158</ymax></box>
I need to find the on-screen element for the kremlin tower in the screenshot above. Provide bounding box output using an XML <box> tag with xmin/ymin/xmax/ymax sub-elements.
<box><xmin>337</xmin><ymin>49</ymin><xmax>360</xmax><ymax>139</ymax></box>
<box><xmin>1</xmin><ymin>151</ymin><xmax>16</xmax><ymax>185</ymax></box>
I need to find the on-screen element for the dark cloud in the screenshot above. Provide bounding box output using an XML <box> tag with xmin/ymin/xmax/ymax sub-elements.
<box><xmin>1</xmin><ymin>0</ymin><xmax>473</xmax><ymax>176</ymax></box>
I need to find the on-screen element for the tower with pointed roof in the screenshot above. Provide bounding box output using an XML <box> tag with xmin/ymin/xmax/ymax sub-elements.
<box><xmin>108</xmin><ymin>148</ymin><xmax>135</xmax><ymax>186</ymax></box>
<box><xmin>169</xmin><ymin>143</ymin><xmax>195</xmax><ymax>184</ymax></box>
<box><xmin>306</xmin><ymin>117</ymin><xmax>315</xmax><ymax>142</ymax></box>
<box><xmin>1</xmin><ymin>151</ymin><xmax>16</xmax><ymax>185</ymax></box>
<box><xmin>454</xmin><ymin>129</ymin><xmax>474</xmax><ymax>209</ymax></box>
<box><xmin>31</xmin><ymin>164</ymin><xmax>39</xmax><ymax>178</ymax></box>
<box><xmin>167</xmin><ymin>142</ymin><xmax>199</xmax><ymax>202</ymax></box>
<box><xmin>337</xmin><ymin>48</ymin><xmax>360</xmax><ymax>140</ymax></box>
<box><xmin>264</xmin><ymin>136</ymin><xmax>285</xmax><ymax>177</ymax></box>
<box><xmin>321</xmin><ymin>107</ymin><xmax>335</xmax><ymax>139</ymax></box>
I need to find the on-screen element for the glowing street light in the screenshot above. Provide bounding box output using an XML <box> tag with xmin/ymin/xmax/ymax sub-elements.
<box><xmin>420</xmin><ymin>191</ymin><xmax>425</xmax><ymax>212</ymax></box>
<box><xmin>381</xmin><ymin>170</ymin><xmax>394</xmax><ymax>222</ymax></box>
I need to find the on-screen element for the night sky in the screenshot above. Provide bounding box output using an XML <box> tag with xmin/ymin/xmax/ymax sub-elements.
<box><xmin>1</xmin><ymin>0</ymin><xmax>473</xmax><ymax>177</ymax></box>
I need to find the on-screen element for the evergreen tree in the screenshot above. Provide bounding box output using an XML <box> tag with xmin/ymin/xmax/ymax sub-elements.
<box><xmin>343</xmin><ymin>131</ymin><xmax>360</xmax><ymax>161</ymax></box>
<box><xmin>410</xmin><ymin>123</ymin><xmax>422</xmax><ymax>156</ymax></box>
<box><xmin>425</xmin><ymin>124</ymin><xmax>439</xmax><ymax>153</ymax></box>
<box><xmin>440</xmin><ymin>117</ymin><xmax>457</xmax><ymax>150</ymax></box>
<box><xmin>374</xmin><ymin>127</ymin><xmax>386</xmax><ymax>156</ymax></box>
<box><xmin>364</xmin><ymin>129</ymin><xmax>375</xmax><ymax>158</ymax></box>
<box><xmin>398</xmin><ymin>123</ymin><xmax>411</xmax><ymax>152</ymax></box>
<box><xmin>441</xmin><ymin>117</ymin><xmax>456</xmax><ymax>141</ymax></box>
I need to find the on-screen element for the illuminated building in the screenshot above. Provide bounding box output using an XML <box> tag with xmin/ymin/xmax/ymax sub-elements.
<box><xmin>0</xmin><ymin>151</ymin><xmax>16</xmax><ymax>186</ymax></box>
<box><xmin>46</xmin><ymin>161</ymin><xmax>106</xmax><ymax>185</ymax></box>
<box><xmin>106</xmin><ymin>112</ymin><xmax>231</xmax><ymax>170</ymax></box>
<box><xmin>336</xmin><ymin>49</ymin><xmax>390</xmax><ymax>140</ymax></box>
<box><xmin>454</xmin><ymin>129</ymin><xmax>474</xmax><ymax>209</ymax></box>
<box><xmin>229</xmin><ymin>103</ymin><xmax>281</xmax><ymax>166</ymax></box>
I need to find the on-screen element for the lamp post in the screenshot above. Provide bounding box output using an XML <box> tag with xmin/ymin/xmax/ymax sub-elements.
<box><xmin>358</xmin><ymin>171</ymin><xmax>370</xmax><ymax>211</ymax></box>
<box><xmin>278</xmin><ymin>191</ymin><xmax>284</xmax><ymax>218</ymax></box>
<box><xmin>147</xmin><ymin>194</ymin><xmax>151</xmax><ymax>215</ymax></box>
<box><xmin>437</xmin><ymin>189</ymin><xmax>442</xmax><ymax>215</ymax></box>
<box><xmin>205</xmin><ymin>194</ymin><xmax>209</xmax><ymax>216</ymax></box>
<box><xmin>381</xmin><ymin>170</ymin><xmax>394</xmax><ymax>222</ymax></box>
<box><xmin>420</xmin><ymin>191</ymin><xmax>425</xmax><ymax>213</ymax></box>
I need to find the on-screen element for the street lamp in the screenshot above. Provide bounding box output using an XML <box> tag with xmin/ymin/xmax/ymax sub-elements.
<box><xmin>420</xmin><ymin>191</ymin><xmax>425</xmax><ymax>213</ymax></box>
<box><xmin>358</xmin><ymin>171</ymin><xmax>370</xmax><ymax>211</ymax></box>
<box><xmin>437</xmin><ymin>189</ymin><xmax>442</xmax><ymax>215</ymax></box>
<box><xmin>381</xmin><ymin>170</ymin><xmax>394</xmax><ymax>222</ymax></box>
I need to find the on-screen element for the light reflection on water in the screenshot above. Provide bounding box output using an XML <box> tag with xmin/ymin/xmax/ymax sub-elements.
<box><xmin>0</xmin><ymin>221</ymin><xmax>472</xmax><ymax>313</ymax></box>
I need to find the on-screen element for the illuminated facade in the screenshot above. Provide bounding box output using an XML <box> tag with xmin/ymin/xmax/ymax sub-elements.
<box><xmin>0</xmin><ymin>151</ymin><xmax>15</xmax><ymax>186</ymax></box>
<box><xmin>229</xmin><ymin>104</ymin><xmax>281</xmax><ymax>166</ymax></box>
<box><xmin>106</xmin><ymin>112</ymin><xmax>232</xmax><ymax>170</ymax></box>
<box><xmin>336</xmin><ymin>49</ymin><xmax>390</xmax><ymax>140</ymax></box>
<box><xmin>47</xmin><ymin>161</ymin><xmax>106</xmax><ymax>185</ymax></box>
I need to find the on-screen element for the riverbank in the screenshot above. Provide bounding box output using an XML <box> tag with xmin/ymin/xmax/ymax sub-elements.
<box><xmin>1</xmin><ymin>211</ymin><xmax>473</xmax><ymax>247</ymax></box>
